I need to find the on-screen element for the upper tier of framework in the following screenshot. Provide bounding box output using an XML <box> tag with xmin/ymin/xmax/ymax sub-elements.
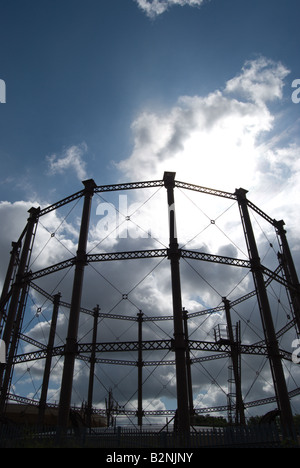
<box><xmin>34</xmin><ymin>177</ymin><xmax>276</xmax><ymax>227</ymax></box>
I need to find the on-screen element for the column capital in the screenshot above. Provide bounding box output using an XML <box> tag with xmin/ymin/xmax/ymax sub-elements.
<box><xmin>234</xmin><ymin>187</ymin><xmax>248</xmax><ymax>200</ymax></box>
<box><xmin>163</xmin><ymin>172</ymin><xmax>176</xmax><ymax>189</ymax></box>
<box><xmin>82</xmin><ymin>179</ymin><xmax>97</xmax><ymax>192</ymax></box>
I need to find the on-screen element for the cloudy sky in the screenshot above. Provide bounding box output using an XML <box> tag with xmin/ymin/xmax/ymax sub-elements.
<box><xmin>1</xmin><ymin>0</ymin><xmax>300</xmax><ymax>425</ymax></box>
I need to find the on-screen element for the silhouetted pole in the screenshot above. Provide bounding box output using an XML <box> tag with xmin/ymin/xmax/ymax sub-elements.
<box><xmin>38</xmin><ymin>292</ymin><xmax>61</xmax><ymax>426</ymax></box>
<box><xmin>0</xmin><ymin>241</ymin><xmax>20</xmax><ymax>326</ymax></box>
<box><xmin>164</xmin><ymin>172</ymin><xmax>190</xmax><ymax>433</ymax></box>
<box><xmin>0</xmin><ymin>281</ymin><xmax>29</xmax><ymax>415</ymax></box>
<box><xmin>236</xmin><ymin>188</ymin><xmax>295</xmax><ymax>439</ymax></box>
<box><xmin>137</xmin><ymin>311</ymin><xmax>144</xmax><ymax>427</ymax></box>
<box><xmin>182</xmin><ymin>308</ymin><xmax>194</xmax><ymax>419</ymax></box>
<box><xmin>87</xmin><ymin>304</ymin><xmax>100</xmax><ymax>429</ymax></box>
<box><xmin>0</xmin><ymin>207</ymin><xmax>40</xmax><ymax>414</ymax></box>
<box><xmin>275</xmin><ymin>220</ymin><xmax>300</xmax><ymax>336</ymax></box>
<box><xmin>223</xmin><ymin>298</ymin><xmax>245</xmax><ymax>425</ymax></box>
<box><xmin>1</xmin><ymin>208</ymin><xmax>39</xmax><ymax>353</ymax></box>
<box><xmin>57</xmin><ymin>179</ymin><xmax>96</xmax><ymax>435</ymax></box>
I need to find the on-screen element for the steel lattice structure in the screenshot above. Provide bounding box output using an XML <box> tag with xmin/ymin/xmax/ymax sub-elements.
<box><xmin>0</xmin><ymin>172</ymin><xmax>299</xmax><ymax>438</ymax></box>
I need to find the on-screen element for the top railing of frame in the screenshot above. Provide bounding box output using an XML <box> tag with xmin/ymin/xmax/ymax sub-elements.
<box><xmin>36</xmin><ymin>177</ymin><xmax>276</xmax><ymax>226</ymax></box>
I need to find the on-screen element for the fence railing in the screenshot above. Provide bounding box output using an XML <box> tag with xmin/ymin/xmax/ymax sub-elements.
<box><xmin>0</xmin><ymin>423</ymin><xmax>292</xmax><ymax>448</ymax></box>
<box><xmin>86</xmin><ymin>425</ymin><xmax>283</xmax><ymax>448</ymax></box>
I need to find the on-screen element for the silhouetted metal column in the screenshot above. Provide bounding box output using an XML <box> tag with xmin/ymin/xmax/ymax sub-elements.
<box><xmin>0</xmin><ymin>241</ymin><xmax>20</xmax><ymax>327</ymax></box>
<box><xmin>87</xmin><ymin>304</ymin><xmax>100</xmax><ymax>429</ymax></box>
<box><xmin>182</xmin><ymin>308</ymin><xmax>194</xmax><ymax>419</ymax></box>
<box><xmin>0</xmin><ymin>281</ymin><xmax>29</xmax><ymax>415</ymax></box>
<box><xmin>236</xmin><ymin>188</ymin><xmax>295</xmax><ymax>439</ymax></box>
<box><xmin>275</xmin><ymin>220</ymin><xmax>300</xmax><ymax>336</ymax></box>
<box><xmin>0</xmin><ymin>207</ymin><xmax>40</xmax><ymax>413</ymax></box>
<box><xmin>137</xmin><ymin>311</ymin><xmax>144</xmax><ymax>427</ymax></box>
<box><xmin>1</xmin><ymin>208</ymin><xmax>39</xmax><ymax>351</ymax></box>
<box><xmin>38</xmin><ymin>292</ymin><xmax>61</xmax><ymax>426</ymax></box>
<box><xmin>57</xmin><ymin>179</ymin><xmax>97</xmax><ymax>434</ymax></box>
<box><xmin>164</xmin><ymin>172</ymin><xmax>190</xmax><ymax>433</ymax></box>
<box><xmin>223</xmin><ymin>298</ymin><xmax>245</xmax><ymax>425</ymax></box>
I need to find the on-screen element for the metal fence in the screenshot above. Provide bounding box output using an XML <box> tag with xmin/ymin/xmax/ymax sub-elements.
<box><xmin>0</xmin><ymin>423</ymin><xmax>294</xmax><ymax>448</ymax></box>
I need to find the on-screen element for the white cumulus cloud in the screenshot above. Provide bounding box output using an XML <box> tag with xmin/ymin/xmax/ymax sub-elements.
<box><xmin>225</xmin><ymin>57</ymin><xmax>290</xmax><ymax>105</ymax></box>
<box><xmin>117</xmin><ymin>57</ymin><xmax>293</xmax><ymax>199</ymax></box>
<box><xmin>46</xmin><ymin>143</ymin><xmax>88</xmax><ymax>181</ymax></box>
<box><xmin>135</xmin><ymin>0</ymin><xmax>206</xmax><ymax>18</ymax></box>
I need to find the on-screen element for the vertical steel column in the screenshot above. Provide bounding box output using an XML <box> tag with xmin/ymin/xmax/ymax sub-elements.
<box><xmin>57</xmin><ymin>179</ymin><xmax>96</xmax><ymax>434</ymax></box>
<box><xmin>223</xmin><ymin>298</ymin><xmax>245</xmax><ymax>425</ymax></box>
<box><xmin>236</xmin><ymin>188</ymin><xmax>295</xmax><ymax>438</ymax></box>
<box><xmin>0</xmin><ymin>241</ymin><xmax>20</xmax><ymax>327</ymax></box>
<box><xmin>0</xmin><ymin>281</ymin><xmax>30</xmax><ymax>415</ymax></box>
<box><xmin>1</xmin><ymin>208</ymin><xmax>39</xmax><ymax>352</ymax></box>
<box><xmin>87</xmin><ymin>304</ymin><xmax>100</xmax><ymax>429</ymax></box>
<box><xmin>0</xmin><ymin>207</ymin><xmax>39</xmax><ymax>413</ymax></box>
<box><xmin>182</xmin><ymin>308</ymin><xmax>194</xmax><ymax>419</ymax></box>
<box><xmin>275</xmin><ymin>220</ymin><xmax>300</xmax><ymax>336</ymax></box>
<box><xmin>38</xmin><ymin>292</ymin><xmax>61</xmax><ymax>426</ymax></box>
<box><xmin>163</xmin><ymin>172</ymin><xmax>190</xmax><ymax>433</ymax></box>
<box><xmin>137</xmin><ymin>311</ymin><xmax>144</xmax><ymax>427</ymax></box>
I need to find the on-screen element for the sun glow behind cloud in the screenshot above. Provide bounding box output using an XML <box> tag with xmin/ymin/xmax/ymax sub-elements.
<box><xmin>117</xmin><ymin>57</ymin><xmax>292</xmax><ymax>199</ymax></box>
